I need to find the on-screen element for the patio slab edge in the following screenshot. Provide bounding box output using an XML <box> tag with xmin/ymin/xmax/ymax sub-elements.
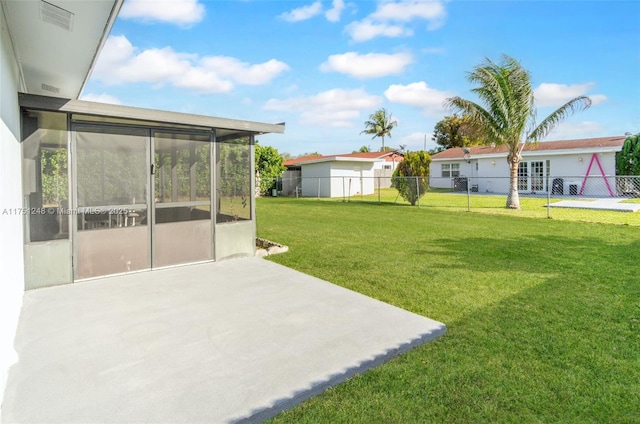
<box><xmin>237</xmin><ymin>325</ymin><xmax>446</xmax><ymax>423</ymax></box>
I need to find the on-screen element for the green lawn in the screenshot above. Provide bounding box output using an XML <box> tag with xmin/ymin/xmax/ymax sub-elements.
<box><xmin>340</xmin><ymin>188</ymin><xmax>640</xmax><ymax>226</ymax></box>
<box><xmin>257</xmin><ymin>197</ymin><xmax>640</xmax><ymax>423</ymax></box>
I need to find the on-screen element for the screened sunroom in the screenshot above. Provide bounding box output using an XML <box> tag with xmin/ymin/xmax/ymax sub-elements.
<box><xmin>20</xmin><ymin>94</ymin><xmax>285</xmax><ymax>289</ymax></box>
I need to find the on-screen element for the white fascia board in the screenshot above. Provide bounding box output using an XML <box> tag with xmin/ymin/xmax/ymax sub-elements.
<box><xmin>78</xmin><ymin>0</ymin><xmax>124</xmax><ymax>98</ymax></box>
<box><xmin>432</xmin><ymin>147</ymin><xmax>622</xmax><ymax>162</ymax></box>
<box><xmin>19</xmin><ymin>93</ymin><xmax>285</xmax><ymax>134</ymax></box>
<box><xmin>298</xmin><ymin>157</ymin><xmax>383</xmax><ymax>166</ymax></box>
<box><xmin>521</xmin><ymin>147</ymin><xmax>622</xmax><ymax>157</ymax></box>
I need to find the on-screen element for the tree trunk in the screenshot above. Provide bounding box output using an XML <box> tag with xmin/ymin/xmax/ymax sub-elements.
<box><xmin>506</xmin><ymin>155</ymin><xmax>520</xmax><ymax>209</ymax></box>
<box><xmin>381</xmin><ymin>136</ymin><xmax>385</xmax><ymax>151</ymax></box>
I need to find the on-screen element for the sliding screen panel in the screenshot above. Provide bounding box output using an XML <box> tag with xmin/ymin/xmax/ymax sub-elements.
<box><xmin>153</xmin><ymin>132</ymin><xmax>212</xmax><ymax>268</ymax></box>
<box><xmin>75</xmin><ymin>126</ymin><xmax>150</xmax><ymax>279</ymax></box>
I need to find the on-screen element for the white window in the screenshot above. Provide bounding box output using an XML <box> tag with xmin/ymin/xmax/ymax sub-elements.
<box><xmin>383</xmin><ymin>164</ymin><xmax>392</xmax><ymax>170</ymax></box>
<box><xmin>442</xmin><ymin>163</ymin><xmax>460</xmax><ymax>178</ymax></box>
<box><xmin>451</xmin><ymin>163</ymin><xmax>460</xmax><ymax>177</ymax></box>
<box><xmin>442</xmin><ymin>164</ymin><xmax>450</xmax><ymax>177</ymax></box>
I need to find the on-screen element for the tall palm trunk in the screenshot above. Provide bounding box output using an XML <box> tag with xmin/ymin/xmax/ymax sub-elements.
<box><xmin>507</xmin><ymin>158</ymin><xmax>520</xmax><ymax>209</ymax></box>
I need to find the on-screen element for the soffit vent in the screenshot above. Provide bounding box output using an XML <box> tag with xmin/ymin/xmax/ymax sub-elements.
<box><xmin>40</xmin><ymin>1</ymin><xmax>74</xmax><ymax>32</ymax></box>
<box><xmin>42</xmin><ymin>83</ymin><xmax>60</xmax><ymax>94</ymax></box>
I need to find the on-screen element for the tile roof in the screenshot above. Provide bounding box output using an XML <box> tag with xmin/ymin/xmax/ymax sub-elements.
<box><xmin>430</xmin><ymin>136</ymin><xmax>626</xmax><ymax>160</ymax></box>
<box><xmin>284</xmin><ymin>151</ymin><xmax>402</xmax><ymax>167</ymax></box>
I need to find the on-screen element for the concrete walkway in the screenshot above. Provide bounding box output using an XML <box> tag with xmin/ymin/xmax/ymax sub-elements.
<box><xmin>1</xmin><ymin>258</ymin><xmax>445</xmax><ymax>423</ymax></box>
<box><xmin>549</xmin><ymin>198</ymin><xmax>640</xmax><ymax>212</ymax></box>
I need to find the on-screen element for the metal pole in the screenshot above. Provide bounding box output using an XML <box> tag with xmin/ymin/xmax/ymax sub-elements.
<box><xmin>317</xmin><ymin>178</ymin><xmax>320</xmax><ymax>200</ymax></box>
<box><xmin>416</xmin><ymin>176</ymin><xmax>420</xmax><ymax>208</ymax></box>
<box><xmin>378</xmin><ymin>176</ymin><xmax>381</xmax><ymax>204</ymax></box>
<box><xmin>467</xmin><ymin>177</ymin><xmax>471</xmax><ymax>212</ymax></box>
<box><xmin>547</xmin><ymin>174</ymin><xmax>551</xmax><ymax>219</ymax></box>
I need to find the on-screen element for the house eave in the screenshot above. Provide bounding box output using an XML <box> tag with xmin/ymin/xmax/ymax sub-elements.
<box><xmin>431</xmin><ymin>146</ymin><xmax>622</xmax><ymax>162</ymax></box>
<box><xmin>19</xmin><ymin>93</ymin><xmax>286</xmax><ymax>135</ymax></box>
<box><xmin>295</xmin><ymin>157</ymin><xmax>384</xmax><ymax>166</ymax></box>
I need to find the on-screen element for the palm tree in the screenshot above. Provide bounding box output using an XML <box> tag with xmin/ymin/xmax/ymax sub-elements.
<box><xmin>361</xmin><ymin>108</ymin><xmax>398</xmax><ymax>151</ymax></box>
<box><xmin>444</xmin><ymin>55</ymin><xmax>592</xmax><ymax>209</ymax></box>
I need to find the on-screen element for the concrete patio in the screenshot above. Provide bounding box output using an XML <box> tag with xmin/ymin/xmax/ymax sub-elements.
<box><xmin>549</xmin><ymin>197</ymin><xmax>640</xmax><ymax>212</ymax></box>
<box><xmin>1</xmin><ymin>257</ymin><xmax>445</xmax><ymax>423</ymax></box>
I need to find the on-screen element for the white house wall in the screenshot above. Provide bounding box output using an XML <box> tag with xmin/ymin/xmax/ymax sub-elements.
<box><xmin>0</xmin><ymin>7</ymin><xmax>25</xmax><ymax>409</ymax></box>
<box><xmin>300</xmin><ymin>161</ymin><xmax>376</xmax><ymax>198</ymax></box>
<box><xmin>431</xmin><ymin>151</ymin><xmax>620</xmax><ymax>197</ymax></box>
<box><xmin>301</xmin><ymin>162</ymin><xmax>332</xmax><ymax>197</ymax></box>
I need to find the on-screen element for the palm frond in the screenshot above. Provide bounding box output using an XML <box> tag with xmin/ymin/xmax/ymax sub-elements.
<box><xmin>527</xmin><ymin>96</ymin><xmax>592</xmax><ymax>142</ymax></box>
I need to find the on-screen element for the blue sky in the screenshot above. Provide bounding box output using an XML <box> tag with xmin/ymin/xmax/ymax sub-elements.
<box><xmin>82</xmin><ymin>0</ymin><xmax>640</xmax><ymax>155</ymax></box>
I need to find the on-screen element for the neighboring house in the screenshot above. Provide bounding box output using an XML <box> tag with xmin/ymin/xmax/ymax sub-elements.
<box><xmin>282</xmin><ymin>151</ymin><xmax>403</xmax><ymax>197</ymax></box>
<box><xmin>0</xmin><ymin>0</ymin><xmax>283</xmax><ymax>401</ymax></box>
<box><xmin>430</xmin><ymin>137</ymin><xmax>626</xmax><ymax>196</ymax></box>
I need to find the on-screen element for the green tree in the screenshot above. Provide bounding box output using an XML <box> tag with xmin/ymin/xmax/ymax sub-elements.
<box><xmin>361</xmin><ymin>108</ymin><xmax>398</xmax><ymax>151</ymax></box>
<box><xmin>392</xmin><ymin>151</ymin><xmax>431</xmax><ymax>206</ymax></box>
<box><xmin>616</xmin><ymin>133</ymin><xmax>640</xmax><ymax>175</ymax></box>
<box><xmin>444</xmin><ymin>55</ymin><xmax>591</xmax><ymax>209</ymax></box>
<box><xmin>40</xmin><ymin>148</ymin><xmax>68</xmax><ymax>206</ymax></box>
<box><xmin>432</xmin><ymin>115</ymin><xmax>483</xmax><ymax>151</ymax></box>
<box><xmin>354</xmin><ymin>145</ymin><xmax>370</xmax><ymax>153</ymax></box>
<box><xmin>255</xmin><ymin>143</ymin><xmax>285</xmax><ymax>195</ymax></box>
<box><xmin>296</xmin><ymin>152</ymin><xmax>322</xmax><ymax>158</ymax></box>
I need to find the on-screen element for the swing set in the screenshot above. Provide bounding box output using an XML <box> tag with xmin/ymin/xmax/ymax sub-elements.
<box><xmin>579</xmin><ymin>153</ymin><xmax>614</xmax><ymax>197</ymax></box>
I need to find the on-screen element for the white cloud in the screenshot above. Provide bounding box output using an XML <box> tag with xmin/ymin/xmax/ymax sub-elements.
<box><xmin>346</xmin><ymin>0</ymin><xmax>446</xmax><ymax>42</ymax></box>
<box><xmin>200</xmin><ymin>57</ymin><xmax>291</xmax><ymax>85</ymax></box>
<box><xmin>384</xmin><ymin>81</ymin><xmax>452</xmax><ymax>117</ymax></box>
<box><xmin>534</xmin><ymin>82</ymin><xmax>607</xmax><ymax>107</ymax></box>
<box><xmin>279</xmin><ymin>1</ymin><xmax>323</xmax><ymax>22</ymax></box>
<box><xmin>80</xmin><ymin>93</ymin><xmax>122</xmax><ymax>105</ymax></box>
<box><xmin>545</xmin><ymin>121</ymin><xmax>606</xmax><ymax>139</ymax></box>
<box><xmin>264</xmin><ymin>88</ymin><xmax>382</xmax><ymax>127</ymax></box>
<box><xmin>345</xmin><ymin>20</ymin><xmax>413</xmax><ymax>42</ymax></box>
<box><xmin>325</xmin><ymin>0</ymin><xmax>346</xmax><ymax>22</ymax></box>
<box><xmin>320</xmin><ymin>52</ymin><xmax>413</xmax><ymax>79</ymax></box>
<box><xmin>371</xmin><ymin>0</ymin><xmax>446</xmax><ymax>29</ymax></box>
<box><xmin>92</xmin><ymin>36</ymin><xmax>289</xmax><ymax>94</ymax></box>
<box><xmin>120</xmin><ymin>0</ymin><xmax>205</xmax><ymax>26</ymax></box>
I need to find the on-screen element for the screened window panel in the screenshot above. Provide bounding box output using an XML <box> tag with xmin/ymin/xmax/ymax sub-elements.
<box><xmin>76</xmin><ymin>127</ymin><xmax>148</xmax><ymax>208</ymax></box>
<box><xmin>216</xmin><ymin>137</ymin><xmax>251</xmax><ymax>222</ymax></box>
<box><xmin>21</xmin><ymin>111</ymin><xmax>70</xmax><ymax>242</ymax></box>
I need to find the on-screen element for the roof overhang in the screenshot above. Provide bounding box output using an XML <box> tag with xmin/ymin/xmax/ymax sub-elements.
<box><xmin>1</xmin><ymin>0</ymin><xmax>122</xmax><ymax>99</ymax></box>
<box><xmin>20</xmin><ymin>93</ymin><xmax>286</xmax><ymax>137</ymax></box>
<box><xmin>294</xmin><ymin>157</ymin><xmax>384</xmax><ymax>166</ymax></box>
<box><xmin>431</xmin><ymin>147</ymin><xmax>623</xmax><ymax>162</ymax></box>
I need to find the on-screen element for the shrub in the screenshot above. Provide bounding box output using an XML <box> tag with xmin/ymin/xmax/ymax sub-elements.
<box><xmin>616</xmin><ymin>133</ymin><xmax>640</xmax><ymax>175</ymax></box>
<box><xmin>392</xmin><ymin>151</ymin><xmax>431</xmax><ymax>206</ymax></box>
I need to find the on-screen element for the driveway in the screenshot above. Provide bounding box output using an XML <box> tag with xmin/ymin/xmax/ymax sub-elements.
<box><xmin>2</xmin><ymin>257</ymin><xmax>445</xmax><ymax>423</ymax></box>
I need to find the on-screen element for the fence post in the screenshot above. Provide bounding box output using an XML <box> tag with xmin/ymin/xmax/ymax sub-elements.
<box><xmin>342</xmin><ymin>177</ymin><xmax>346</xmax><ymax>202</ymax></box>
<box><xmin>416</xmin><ymin>176</ymin><xmax>420</xmax><ymax>208</ymax></box>
<box><xmin>317</xmin><ymin>178</ymin><xmax>320</xmax><ymax>200</ymax></box>
<box><xmin>378</xmin><ymin>177</ymin><xmax>381</xmax><ymax>204</ymax></box>
<box><xmin>547</xmin><ymin>174</ymin><xmax>551</xmax><ymax>219</ymax></box>
<box><xmin>467</xmin><ymin>177</ymin><xmax>471</xmax><ymax>212</ymax></box>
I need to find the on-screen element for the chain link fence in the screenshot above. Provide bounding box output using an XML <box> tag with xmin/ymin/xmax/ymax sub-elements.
<box><xmin>257</xmin><ymin>175</ymin><xmax>640</xmax><ymax>223</ymax></box>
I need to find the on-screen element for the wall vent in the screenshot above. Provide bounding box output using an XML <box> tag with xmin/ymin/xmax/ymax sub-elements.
<box><xmin>41</xmin><ymin>83</ymin><xmax>60</xmax><ymax>94</ymax></box>
<box><xmin>40</xmin><ymin>1</ymin><xmax>74</xmax><ymax>32</ymax></box>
